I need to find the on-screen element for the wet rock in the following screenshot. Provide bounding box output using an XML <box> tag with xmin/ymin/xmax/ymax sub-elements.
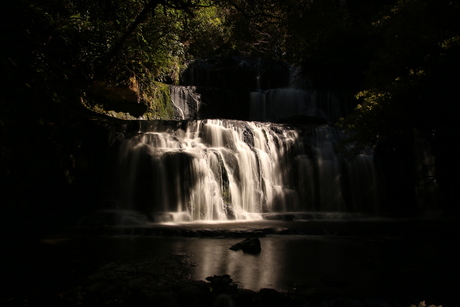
<box><xmin>229</xmin><ymin>237</ymin><xmax>261</xmax><ymax>254</ymax></box>
<box><xmin>82</xmin><ymin>253</ymin><xmax>194</xmax><ymax>306</ymax></box>
<box><xmin>205</xmin><ymin>275</ymin><xmax>235</xmax><ymax>294</ymax></box>
<box><xmin>88</xmin><ymin>80</ymin><xmax>147</xmax><ymax>117</ymax></box>
<box><xmin>223</xmin><ymin>203</ymin><xmax>236</xmax><ymax>220</ymax></box>
<box><xmin>170</xmin><ymin>85</ymin><xmax>201</xmax><ymax>120</ymax></box>
<box><xmin>259</xmin><ymin>288</ymin><xmax>293</xmax><ymax>307</ymax></box>
<box><xmin>206</xmin><ymin>274</ymin><xmax>232</xmax><ymax>285</ymax></box>
<box><xmin>177</xmin><ymin>284</ymin><xmax>207</xmax><ymax>307</ymax></box>
<box><xmin>213</xmin><ymin>293</ymin><xmax>235</xmax><ymax>307</ymax></box>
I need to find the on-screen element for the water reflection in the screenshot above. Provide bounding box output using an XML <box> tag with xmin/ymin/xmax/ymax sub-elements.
<box><xmin>57</xmin><ymin>235</ymin><xmax>370</xmax><ymax>291</ymax></box>
<box><xmin>170</xmin><ymin>237</ymin><xmax>282</xmax><ymax>290</ymax></box>
<box><xmin>44</xmin><ymin>230</ymin><xmax>458</xmax><ymax>302</ymax></box>
<box><xmin>168</xmin><ymin>236</ymin><xmax>366</xmax><ymax>291</ymax></box>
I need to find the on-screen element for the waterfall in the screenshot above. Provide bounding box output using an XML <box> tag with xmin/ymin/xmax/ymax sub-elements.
<box><xmin>250</xmin><ymin>89</ymin><xmax>355</xmax><ymax>124</ymax></box>
<box><xmin>113</xmin><ymin>119</ymin><xmax>380</xmax><ymax>222</ymax></box>
<box><xmin>170</xmin><ymin>85</ymin><xmax>201</xmax><ymax>120</ymax></box>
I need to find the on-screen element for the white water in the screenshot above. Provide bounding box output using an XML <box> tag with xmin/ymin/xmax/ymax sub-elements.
<box><xmin>170</xmin><ymin>85</ymin><xmax>201</xmax><ymax>120</ymax></box>
<box><xmin>115</xmin><ymin>119</ymin><xmax>379</xmax><ymax>222</ymax></box>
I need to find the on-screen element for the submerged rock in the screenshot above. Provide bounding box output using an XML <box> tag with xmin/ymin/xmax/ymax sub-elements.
<box><xmin>229</xmin><ymin>237</ymin><xmax>261</xmax><ymax>254</ymax></box>
<box><xmin>205</xmin><ymin>274</ymin><xmax>233</xmax><ymax>292</ymax></box>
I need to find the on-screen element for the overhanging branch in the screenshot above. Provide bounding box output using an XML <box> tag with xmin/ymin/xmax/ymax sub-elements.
<box><xmin>95</xmin><ymin>0</ymin><xmax>160</xmax><ymax>80</ymax></box>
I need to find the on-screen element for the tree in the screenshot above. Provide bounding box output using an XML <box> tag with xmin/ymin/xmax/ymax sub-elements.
<box><xmin>340</xmin><ymin>0</ymin><xmax>460</xmax><ymax>215</ymax></box>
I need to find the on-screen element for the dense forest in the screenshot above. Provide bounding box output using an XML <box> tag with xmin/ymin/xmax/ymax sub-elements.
<box><xmin>1</xmin><ymin>0</ymin><xmax>459</xmax><ymax>231</ymax></box>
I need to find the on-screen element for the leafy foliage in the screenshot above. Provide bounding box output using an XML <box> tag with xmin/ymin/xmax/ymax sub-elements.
<box><xmin>334</xmin><ymin>0</ymin><xmax>460</xmax><ymax>214</ymax></box>
<box><xmin>3</xmin><ymin>0</ymin><xmax>459</xmax><ymax>138</ymax></box>
<box><xmin>341</xmin><ymin>0</ymin><xmax>460</xmax><ymax>145</ymax></box>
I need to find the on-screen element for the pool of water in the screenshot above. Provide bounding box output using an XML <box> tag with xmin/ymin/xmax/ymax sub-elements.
<box><xmin>183</xmin><ymin>235</ymin><xmax>373</xmax><ymax>292</ymax></box>
<box><xmin>7</xmin><ymin>219</ymin><xmax>458</xmax><ymax>305</ymax></box>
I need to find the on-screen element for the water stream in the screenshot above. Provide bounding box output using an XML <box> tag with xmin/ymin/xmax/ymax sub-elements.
<box><xmin>113</xmin><ymin>118</ymin><xmax>379</xmax><ymax>222</ymax></box>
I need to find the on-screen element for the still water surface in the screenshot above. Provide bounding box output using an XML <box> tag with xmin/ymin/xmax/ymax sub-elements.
<box><xmin>177</xmin><ymin>235</ymin><xmax>368</xmax><ymax>291</ymax></box>
<box><xmin>32</xmin><ymin>219</ymin><xmax>458</xmax><ymax>304</ymax></box>
<box><xmin>42</xmin><ymin>231</ymin><xmax>456</xmax><ymax>302</ymax></box>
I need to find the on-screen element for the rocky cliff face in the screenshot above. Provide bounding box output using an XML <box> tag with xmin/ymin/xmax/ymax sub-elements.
<box><xmin>179</xmin><ymin>56</ymin><xmax>299</xmax><ymax>120</ymax></box>
<box><xmin>180</xmin><ymin>56</ymin><xmax>295</xmax><ymax>91</ymax></box>
<box><xmin>83</xmin><ymin>56</ymin><xmax>317</xmax><ymax>122</ymax></box>
<box><xmin>178</xmin><ymin>56</ymin><xmax>353</xmax><ymax>124</ymax></box>
<box><xmin>85</xmin><ymin>79</ymin><xmax>175</xmax><ymax>120</ymax></box>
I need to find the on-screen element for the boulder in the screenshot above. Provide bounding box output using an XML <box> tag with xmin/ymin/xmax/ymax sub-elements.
<box><xmin>229</xmin><ymin>238</ymin><xmax>261</xmax><ymax>254</ymax></box>
<box><xmin>88</xmin><ymin>79</ymin><xmax>147</xmax><ymax>117</ymax></box>
<box><xmin>205</xmin><ymin>275</ymin><xmax>235</xmax><ymax>294</ymax></box>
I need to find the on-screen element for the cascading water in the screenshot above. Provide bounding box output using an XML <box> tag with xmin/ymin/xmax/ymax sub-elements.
<box><xmin>116</xmin><ymin>120</ymin><xmax>302</xmax><ymax>221</ymax></box>
<box><xmin>113</xmin><ymin>119</ymin><xmax>380</xmax><ymax>222</ymax></box>
<box><xmin>170</xmin><ymin>85</ymin><xmax>201</xmax><ymax>120</ymax></box>
<box><xmin>109</xmin><ymin>61</ymin><xmax>380</xmax><ymax>223</ymax></box>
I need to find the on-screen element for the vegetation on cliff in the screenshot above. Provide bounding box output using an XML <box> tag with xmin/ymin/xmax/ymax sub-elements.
<box><xmin>2</xmin><ymin>0</ymin><xmax>458</xmax><ymax>121</ymax></box>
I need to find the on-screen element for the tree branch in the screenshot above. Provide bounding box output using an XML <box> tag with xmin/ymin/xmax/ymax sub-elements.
<box><xmin>222</xmin><ymin>0</ymin><xmax>283</xmax><ymax>20</ymax></box>
<box><xmin>95</xmin><ymin>0</ymin><xmax>160</xmax><ymax>80</ymax></box>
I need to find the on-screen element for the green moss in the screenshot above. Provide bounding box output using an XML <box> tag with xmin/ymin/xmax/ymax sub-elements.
<box><xmin>82</xmin><ymin>80</ymin><xmax>175</xmax><ymax>120</ymax></box>
<box><xmin>142</xmin><ymin>81</ymin><xmax>175</xmax><ymax>120</ymax></box>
